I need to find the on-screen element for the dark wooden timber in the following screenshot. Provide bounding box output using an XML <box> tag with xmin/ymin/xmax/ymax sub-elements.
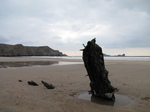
<box><xmin>41</xmin><ymin>81</ymin><xmax>55</xmax><ymax>89</ymax></box>
<box><xmin>28</xmin><ymin>81</ymin><xmax>38</xmax><ymax>86</ymax></box>
<box><xmin>82</xmin><ymin>38</ymin><xmax>118</xmax><ymax>100</ymax></box>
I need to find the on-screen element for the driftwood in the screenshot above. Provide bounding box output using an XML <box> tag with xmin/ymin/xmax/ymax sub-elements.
<box><xmin>41</xmin><ymin>81</ymin><xmax>55</xmax><ymax>89</ymax></box>
<box><xmin>82</xmin><ymin>38</ymin><xmax>118</xmax><ymax>100</ymax></box>
<box><xmin>28</xmin><ymin>81</ymin><xmax>38</xmax><ymax>86</ymax></box>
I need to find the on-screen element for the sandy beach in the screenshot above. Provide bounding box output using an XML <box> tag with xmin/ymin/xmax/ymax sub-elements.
<box><xmin>0</xmin><ymin>57</ymin><xmax>150</xmax><ymax>112</ymax></box>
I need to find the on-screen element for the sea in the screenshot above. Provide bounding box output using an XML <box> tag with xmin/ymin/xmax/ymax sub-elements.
<box><xmin>29</xmin><ymin>56</ymin><xmax>150</xmax><ymax>61</ymax></box>
<box><xmin>1</xmin><ymin>56</ymin><xmax>149</xmax><ymax>68</ymax></box>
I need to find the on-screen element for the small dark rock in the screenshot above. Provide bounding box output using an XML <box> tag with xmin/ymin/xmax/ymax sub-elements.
<box><xmin>28</xmin><ymin>81</ymin><xmax>38</xmax><ymax>86</ymax></box>
<box><xmin>41</xmin><ymin>80</ymin><xmax>55</xmax><ymax>89</ymax></box>
<box><xmin>18</xmin><ymin>80</ymin><xmax>23</xmax><ymax>82</ymax></box>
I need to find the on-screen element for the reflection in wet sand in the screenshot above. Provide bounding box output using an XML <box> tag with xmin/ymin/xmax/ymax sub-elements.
<box><xmin>0</xmin><ymin>61</ymin><xmax>83</xmax><ymax>68</ymax></box>
<box><xmin>0</xmin><ymin>61</ymin><xmax>58</xmax><ymax>68</ymax></box>
<box><xmin>77</xmin><ymin>92</ymin><xmax>134</xmax><ymax>107</ymax></box>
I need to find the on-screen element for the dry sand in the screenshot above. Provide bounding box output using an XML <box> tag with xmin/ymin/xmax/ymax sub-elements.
<box><xmin>0</xmin><ymin>57</ymin><xmax>150</xmax><ymax>112</ymax></box>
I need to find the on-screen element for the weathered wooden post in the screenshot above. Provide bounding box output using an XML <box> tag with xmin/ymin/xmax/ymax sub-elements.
<box><xmin>82</xmin><ymin>38</ymin><xmax>118</xmax><ymax>100</ymax></box>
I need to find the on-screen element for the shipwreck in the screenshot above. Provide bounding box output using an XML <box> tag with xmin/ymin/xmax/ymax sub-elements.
<box><xmin>82</xmin><ymin>38</ymin><xmax>118</xmax><ymax>100</ymax></box>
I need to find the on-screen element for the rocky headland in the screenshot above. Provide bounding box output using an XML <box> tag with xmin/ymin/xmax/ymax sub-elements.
<box><xmin>0</xmin><ymin>43</ymin><xmax>67</xmax><ymax>56</ymax></box>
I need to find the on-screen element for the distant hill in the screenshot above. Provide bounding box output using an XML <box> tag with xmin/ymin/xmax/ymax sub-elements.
<box><xmin>103</xmin><ymin>53</ymin><xmax>110</xmax><ymax>56</ymax></box>
<box><xmin>0</xmin><ymin>44</ymin><xmax>67</xmax><ymax>57</ymax></box>
<box><xmin>103</xmin><ymin>53</ymin><xmax>125</xmax><ymax>57</ymax></box>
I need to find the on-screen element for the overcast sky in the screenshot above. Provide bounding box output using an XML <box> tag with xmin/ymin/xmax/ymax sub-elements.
<box><xmin>0</xmin><ymin>0</ymin><xmax>150</xmax><ymax>56</ymax></box>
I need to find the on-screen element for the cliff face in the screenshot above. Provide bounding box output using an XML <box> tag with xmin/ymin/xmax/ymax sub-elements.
<box><xmin>0</xmin><ymin>44</ymin><xmax>67</xmax><ymax>56</ymax></box>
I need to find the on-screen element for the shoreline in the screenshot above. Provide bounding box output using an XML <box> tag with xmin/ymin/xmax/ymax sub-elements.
<box><xmin>0</xmin><ymin>56</ymin><xmax>150</xmax><ymax>62</ymax></box>
<box><xmin>0</xmin><ymin>57</ymin><xmax>82</xmax><ymax>62</ymax></box>
<box><xmin>0</xmin><ymin>57</ymin><xmax>150</xmax><ymax>112</ymax></box>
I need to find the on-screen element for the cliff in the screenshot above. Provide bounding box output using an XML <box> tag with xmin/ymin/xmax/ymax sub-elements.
<box><xmin>0</xmin><ymin>44</ymin><xmax>67</xmax><ymax>56</ymax></box>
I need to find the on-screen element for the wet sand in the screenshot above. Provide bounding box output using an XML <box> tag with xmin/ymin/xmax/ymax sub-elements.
<box><xmin>0</xmin><ymin>57</ymin><xmax>150</xmax><ymax>112</ymax></box>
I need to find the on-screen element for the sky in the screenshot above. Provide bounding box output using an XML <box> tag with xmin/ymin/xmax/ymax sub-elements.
<box><xmin>0</xmin><ymin>0</ymin><xmax>150</xmax><ymax>56</ymax></box>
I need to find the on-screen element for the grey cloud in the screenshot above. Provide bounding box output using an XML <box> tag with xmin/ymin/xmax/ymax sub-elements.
<box><xmin>0</xmin><ymin>35</ymin><xmax>8</xmax><ymax>43</ymax></box>
<box><xmin>115</xmin><ymin>0</ymin><xmax>150</xmax><ymax>13</ymax></box>
<box><xmin>0</xmin><ymin>0</ymin><xmax>150</xmax><ymax>54</ymax></box>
